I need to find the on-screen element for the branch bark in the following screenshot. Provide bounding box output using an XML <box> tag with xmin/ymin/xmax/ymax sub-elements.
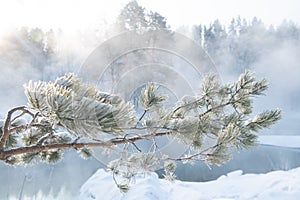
<box><xmin>0</xmin><ymin>106</ymin><xmax>26</xmax><ymax>150</ymax></box>
<box><xmin>0</xmin><ymin>130</ymin><xmax>172</xmax><ymax>161</ymax></box>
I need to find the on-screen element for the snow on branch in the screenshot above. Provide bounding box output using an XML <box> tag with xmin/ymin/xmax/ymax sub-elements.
<box><xmin>0</xmin><ymin>71</ymin><xmax>281</xmax><ymax>191</ymax></box>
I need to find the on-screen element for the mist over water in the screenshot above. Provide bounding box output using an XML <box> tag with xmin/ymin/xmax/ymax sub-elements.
<box><xmin>0</xmin><ymin>152</ymin><xmax>103</xmax><ymax>199</ymax></box>
<box><xmin>0</xmin><ymin>5</ymin><xmax>300</xmax><ymax>198</ymax></box>
<box><xmin>171</xmin><ymin>145</ymin><xmax>300</xmax><ymax>182</ymax></box>
<box><xmin>251</xmin><ymin>40</ymin><xmax>300</xmax><ymax>135</ymax></box>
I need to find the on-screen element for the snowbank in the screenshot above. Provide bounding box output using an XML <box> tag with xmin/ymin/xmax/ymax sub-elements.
<box><xmin>79</xmin><ymin>167</ymin><xmax>300</xmax><ymax>200</ymax></box>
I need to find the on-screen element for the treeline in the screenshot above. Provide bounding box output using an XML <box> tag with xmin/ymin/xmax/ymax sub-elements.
<box><xmin>1</xmin><ymin>0</ymin><xmax>300</xmax><ymax>79</ymax></box>
<box><xmin>192</xmin><ymin>17</ymin><xmax>300</xmax><ymax>73</ymax></box>
<box><xmin>1</xmin><ymin>0</ymin><xmax>300</xmax><ymax>113</ymax></box>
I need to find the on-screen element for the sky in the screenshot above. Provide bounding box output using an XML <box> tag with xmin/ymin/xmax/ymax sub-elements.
<box><xmin>140</xmin><ymin>0</ymin><xmax>300</xmax><ymax>27</ymax></box>
<box><xmin>0</xmin><ymin>0</ymin><xmax>299</xmax><ymax>35</ymax></box>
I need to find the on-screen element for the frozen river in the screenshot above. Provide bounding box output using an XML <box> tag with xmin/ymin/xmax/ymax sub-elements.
<box><xmin>1</xmin><ymin>136</ymin><xmax>300</xmax><ymax>199</ymax></box>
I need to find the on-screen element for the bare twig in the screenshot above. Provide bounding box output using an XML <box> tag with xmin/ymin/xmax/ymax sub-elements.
<box><xmin>135</xmin><ymin>110</ymin><xmax>147</xmax><ymax>127</ymax></box>
<box><xmin>167</xmin><ymin>143</ymin><xmax>221</xmax><ymax>162</ymax></box>
<box><xmin>7</xmin><ymin>123</ymin><xmax>52</xmax><ymax>135</ymax></box>
<box><xmin>28</xmin><ymin>112</ymin><xmax>39</xmax><ymax>128</ymax></box>
<box><xmin>36</xmin><ymin>132</ymin><xmax>53</xmax><ymax>145</ymax></box>
<box><xmin>11</xmin><ymin>108</ymin><xmax>35</xmax><ymax>123</ymax></box>
<box><xmin>0</xmin><ymin>106</ymin><xmax>26</xmax><ymax>150</ymax></box>
<box><xmin>130</xmin><ymin>141</ymin><xmax>142</xmax><ymax>152</ymax></box>
<box><xmin>8</xmin><ymin>125</ymin><xmax>27</xmax><ymax>134</ymax></box>
<box><xmin>0</xmin><ymin>131</ymin><xmax>172</xmax><ymax>161</ymax></box>
<box><xmin>73</xmin><ymin>136</ymin><xmax>81</xmax><ymax>143</ymax></box>
<box><xmin>172</xmin><ymin>97</ymin><xmax>204</xmax><ymax>116</ymax></box>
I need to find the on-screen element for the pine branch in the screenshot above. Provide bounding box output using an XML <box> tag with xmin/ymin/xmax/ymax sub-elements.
<box><xmin>0</xmin><ymin>71</ymin><xmax>281</xmax><ymax>190</ymax></box>
<box><xmin>0</xmin><ymin>131</ymin><xmax>172</xmax><ymax>162</ymax></box>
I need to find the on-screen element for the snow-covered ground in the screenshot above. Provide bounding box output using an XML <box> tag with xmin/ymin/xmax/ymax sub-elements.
<box><xmin>79</xmin><ymin>136</ymin><xmax>300</xmax><ymax>200</ymax></box>
<box><xmin>79</xmin><ymin>167</ymin><xmax>300</xmax><ymax>200</ymax></box>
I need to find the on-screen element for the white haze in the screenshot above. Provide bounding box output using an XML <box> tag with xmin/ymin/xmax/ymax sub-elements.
<box><xmin>1</xmin><ymin>0</ymin><xmax>299</xmax><ymax>34</ymax></box>
<box><xmin>0</xmin><ymin>1</ymin><xmax>299</xmax><ymax>199</ymax></box>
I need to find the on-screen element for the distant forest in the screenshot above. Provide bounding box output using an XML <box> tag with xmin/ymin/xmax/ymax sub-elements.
<box><xmin>192</xmin><ymin>17</ymin><xmax>300</xmax><ymax>73</ymax></box>
<box><xmin>0</xmin><ymin>15</ymin><xmax>299</xmax><ymax>79</ymax></box>
<box><xmin>0</xmin><ymin>0</ymin><xmax>299</xmax><ymax>113</ymax></box>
